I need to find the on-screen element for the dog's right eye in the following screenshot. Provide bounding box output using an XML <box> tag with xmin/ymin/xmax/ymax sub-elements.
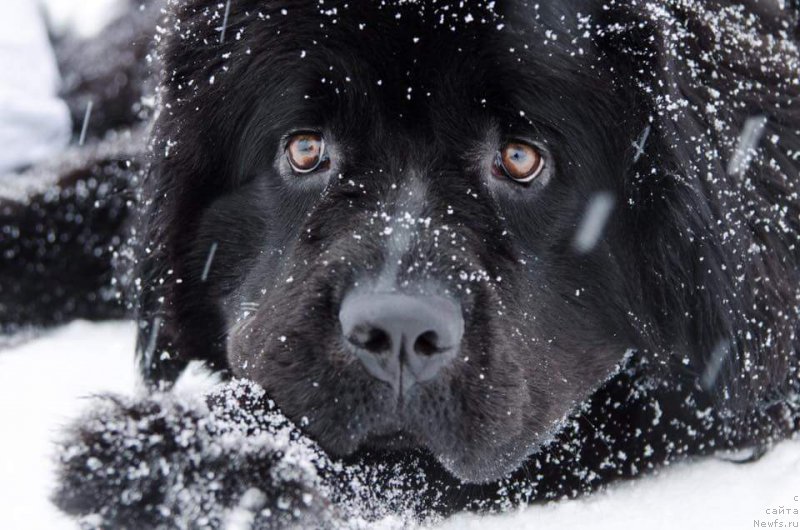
<box><xmin>286</xmin><ymin>133</ymin><xmax>329</xmax><ymax>174</ymax></box>
<box><xmin>494</xmin><ymin>141</ymin><xmax>545</xmax><ymax>184</ymax></box>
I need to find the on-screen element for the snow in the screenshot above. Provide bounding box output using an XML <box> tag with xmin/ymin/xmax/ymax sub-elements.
<box><xmin>0</xmin><ymin>322</ymin><xmax>137</xmax><ymax>529</ymax></box>
<box><xmin>43</xmin><ymin>0</ymin><xmax>125</xmax><ymax>38</ymax></box>
<box><xmin>573</xmin><ymin>192</ymin><xmax>616</xmax><ymax>254</ymax></box>
<box><xmin>0</xmin><ymin>1</ymin><xmax>71</xmax><ymax>174</ymax></box>
<box><xmin>727</xmin><ymin>115</ymin><xmax>769</xmax><ymax>177</ymax></box>
<box><xmin>77</xmin><ymin>101</ymin><xmax>93</xmax><ymax>147</ymax></box>
<box><xmin>0</xmin><ymin>321</ymin><xmax>798</xmax><ymax>529</ymax></box>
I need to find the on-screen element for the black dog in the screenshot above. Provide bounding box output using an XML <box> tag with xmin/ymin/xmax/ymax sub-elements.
<box><xmin>3</xmin><ymin>0</ymin><xmax>800</xmax><ymax>525</ymax></box>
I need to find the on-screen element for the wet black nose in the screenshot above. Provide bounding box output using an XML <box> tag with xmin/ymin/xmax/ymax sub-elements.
<box><xmin>339</xmin><ymin>292</ymin><xmax>464</xmax><ymax>394</ymax></box>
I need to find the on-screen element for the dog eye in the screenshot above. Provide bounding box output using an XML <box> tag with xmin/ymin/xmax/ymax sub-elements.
<box><xmin>495</xmin><ymin>141</ymin><xmax>544</xmax><ymax>183</ymax></box>
<box><xmin>286</xmin><ymin>133</ymin><xmax>329</xmax><ymax>174</ymax></box>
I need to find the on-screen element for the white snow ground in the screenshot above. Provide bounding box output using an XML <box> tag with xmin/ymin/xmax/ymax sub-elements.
<box><xmin>0</xmin><ymin>321</ymin><xmax>797</xmax><ymax>529</ymax></box>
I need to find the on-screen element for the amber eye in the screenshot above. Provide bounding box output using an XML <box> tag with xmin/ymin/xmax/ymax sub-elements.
<box><xmin>286</xmin><ymin>133</ymin><xmax>328</xmax><ymax>174</ymax></box>
<box><xmin>495</xmin><ymin>141</ymin><xmax>544</xmax><ymax>183</ymax></box>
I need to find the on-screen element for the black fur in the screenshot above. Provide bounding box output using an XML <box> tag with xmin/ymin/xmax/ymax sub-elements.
<box><xmin>136</xmin><ymin>0</ymin><xmax>800</xmax><ymax>478</ymax></box>
<box><xmin>3</xmin><ymin>0</ymin><xmax>800</xmax><ymax>525</ymax></box>
<box><xmin>0</xmin><ymin>136</ymin><xmax>140</xmax><ymax>331</ymax></box>
<box><xmin>54</xmin><ymin>381</ymin><xmax>341</xmax><ymax>528</ymax></box>
<box><xmin>51</xmin><ymin>359</ymin><xmax>800</xmax><ymax>526</ymax></box>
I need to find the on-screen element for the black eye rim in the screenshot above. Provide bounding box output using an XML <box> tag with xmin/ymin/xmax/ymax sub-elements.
<box><xmin>285</xmin><ymin>131</ymin><xmax>329</xmax><ymax>174</ymax></box>
<box><xmin>494</xmin><ymin>140</ymin><xmax>546</xmax><ymax>184</ymax></box>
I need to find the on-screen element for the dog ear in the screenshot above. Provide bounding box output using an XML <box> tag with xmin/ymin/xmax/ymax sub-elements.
<box><xmin>133</xmin><ymin>0</ymin><xmax>244</xmax><ymax>387</ymax></box>
<box><xmin>131</xmin><ymin>162</ymin><xmax>184</xmax><ymax>386</ymax></box>
<box><xmin>133</xmin><ymin>122</ymin><xmax>236</xmax><ymax>386</ymax></box>
<box><xmin>596</xmin><ymin>1</ymin><xmax>800</xmax><ymax>413</ymax></box>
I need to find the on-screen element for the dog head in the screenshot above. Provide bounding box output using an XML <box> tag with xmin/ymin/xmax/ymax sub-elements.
<box><xmin>136</xmin><ymin>0</ymin><xmax>800</xmax><ymax>482</ymax></box>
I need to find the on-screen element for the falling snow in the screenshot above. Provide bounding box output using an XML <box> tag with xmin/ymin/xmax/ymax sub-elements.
<box><xmin>573</xmin><ymin>192</ymin><xmax>616</xmax><ymax>254</ymax></box>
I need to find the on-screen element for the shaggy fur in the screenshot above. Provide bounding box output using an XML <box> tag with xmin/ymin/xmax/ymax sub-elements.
<box><xmin>2</xmin><ymin>0</ymin><xmax>800</xmax><ymax>525</ymax></box>
<box><xmin>53</xmin><ymin>376</ymin><xmax>443</xmax><ymax>528</ymax></box>
<box><xmin>135</xmin><ymin>0</ymin><xmax>800</xmax><ymax>479</ymax></box>
<box><xmin>50</xmin><ymin>358</ymin><xmax>799</xmax><ymax>526</ymax></box>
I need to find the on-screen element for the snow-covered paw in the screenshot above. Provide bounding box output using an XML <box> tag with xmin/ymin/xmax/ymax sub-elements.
<box><xmin>52</xmin><ymin>380</ymin><xmax>339</xmax><ymax>529</ymax></box>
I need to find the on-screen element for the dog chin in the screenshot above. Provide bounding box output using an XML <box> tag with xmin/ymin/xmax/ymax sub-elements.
<box><xmin>432</xmin><ymin>445</ymin><xmax>532</xmax><ymax>484</ymax></box>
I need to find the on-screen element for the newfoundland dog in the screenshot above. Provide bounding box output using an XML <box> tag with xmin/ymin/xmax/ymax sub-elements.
<box><xmin>2</xmin><ymin>0</ymin><xmax>800</xmax><ymax>525</ymax></box>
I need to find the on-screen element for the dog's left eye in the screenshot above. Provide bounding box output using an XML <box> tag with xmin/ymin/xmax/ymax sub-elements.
<box><xmin>286</xmin><ymin>133</ymin><xmax>330</xmax><ymax>174</ymax></box>
<box><xmin>494</xmin><ymin>141</ymin><xmax>544</xmax><ymax>183</ymax></box>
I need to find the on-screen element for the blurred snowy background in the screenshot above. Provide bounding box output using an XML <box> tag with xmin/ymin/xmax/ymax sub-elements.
<box><xmin>45</xmin><ymin>0</ymin><xmax>124</xmax><ymax>37</ymax></box>
<box><xmin>0</xmin><ymin>0</ymin><xmax>797</xmax><ymax>528</ymax></box>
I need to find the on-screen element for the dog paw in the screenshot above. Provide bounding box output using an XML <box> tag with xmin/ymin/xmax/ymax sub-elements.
<box><xmin>53</xmin><ymin>380</ymin><xmax>339</xmax><ymax>528</ymax></box>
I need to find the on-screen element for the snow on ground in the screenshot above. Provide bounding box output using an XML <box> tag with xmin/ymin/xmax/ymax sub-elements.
<box><xmin>43</xmin><ymin>0</ymin><xmax>125</xmax><ymax>38</ymax></box>
<box><xmin>0</xmin><ymin>321</ymin><xmax>797</xmax><ymax>529</ymax></box>
<box><xmin>0</xmin><ymin>322</ymin><xmax>137</xmax><ymax>529</ymax></box>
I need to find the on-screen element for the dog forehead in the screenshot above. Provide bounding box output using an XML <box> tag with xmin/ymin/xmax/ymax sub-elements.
<box><xmin>163</xmin><ymin>0</ymin><xmax>610</xmax><ymax>165</ymax></box>
<box><xmin>234</xmin><ymin>4</ymin><xmax>594</xmax><ymax>106</ymax></box>
<box><xmin>167</xmin><ymin>0</ymin><xmax>601</xmax><ymax>76</ymax></box>
<box><xmin>204</xmin><ymin>0</ymin><xmax>587</xmax><ymax>66</ymax></box>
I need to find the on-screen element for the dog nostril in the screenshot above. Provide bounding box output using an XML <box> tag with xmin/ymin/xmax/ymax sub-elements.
<box><xmin>363</xmin><ymin>328</ymin><xmax>392</xmax><ymax>353</ymax></box>
<box><xmin>349</xmin><ymin>326</ymin><xmax>392</xmax><ymax>354</ymax></box>
<box><xmin>414</xmin><ymin>331</ymin><xmax>441</xmax><ymax>356</ymax></box>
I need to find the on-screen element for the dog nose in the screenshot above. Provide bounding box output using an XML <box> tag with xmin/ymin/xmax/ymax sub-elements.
<box><xmin>339</xmin><ymin>292</ymin><xmax>464</xmax><ymax>394</ymax></box>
